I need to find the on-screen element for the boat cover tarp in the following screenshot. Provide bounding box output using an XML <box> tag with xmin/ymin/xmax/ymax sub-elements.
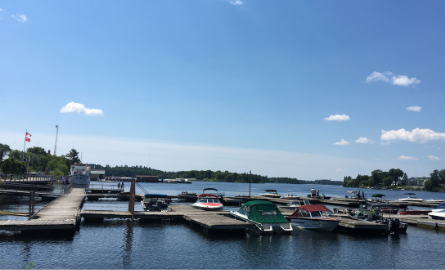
<box><xmin>371</xmin><ymin>194</ymin><xmax>385</xmax><ymax>197</ymax></box>
<box><xmin>144</xmin><ymin>194</ymin><xmax>167</xmax><ymax>198</ymax></box>
<box><xmin>242</xmin><ymin>200</ymin><xmax>288</xmax><ymax>223</ymax></box>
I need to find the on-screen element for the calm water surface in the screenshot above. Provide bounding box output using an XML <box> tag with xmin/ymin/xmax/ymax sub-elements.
<box><xmin>1</xmin><ymin>181</ymin><xmax>445</xmax><ymax>269</ymax></box>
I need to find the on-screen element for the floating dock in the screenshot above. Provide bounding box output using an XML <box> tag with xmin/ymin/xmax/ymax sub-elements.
<box><xmin>0</xmin><ymin>188</ymin><xmax>85</xmax><ymax>231</ymax></box>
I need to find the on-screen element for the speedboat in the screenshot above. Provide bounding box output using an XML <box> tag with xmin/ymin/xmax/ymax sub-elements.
<box><xmin>278</xmin><ymin>200</ymin><xmax>301</xmax><ymax>212</ymax></box>
<box><xmin>399</xmin><ymin>209</ymin><xmax>431</xmax><ymax>215</ymax></box>
<box><xmin>203</xmin><ymin>188</ymin><xmax>225</xmax><ymax>200</ymax></box>
<box><xmin>431</xmin><ymin>203</ymin><xmax>445</xmax><ymax>212</ymax></box>
<box><xmin>69</xmin><ymin>164</ymin><xmax>91</xmax><ymax>187</ymax></box>
<box><xmin>398</xmin><ymin>193</ymin><xmax>424</xmax><ymax>202</ymax></box>
<box><xmin>192</xmin><ymin>194</ymin><xmax>224</xmax><ymax>211</ymax></box>
<box><xmin>426</xmin><ymin>199</ymin><xmax>445</xmax><ymax>203</ymax></box>
<box><xmin>366</xmin><ymin>194</ymin><xmax>386</xmax><ymax>205</ymax></box>
<box><xmin>177</xmin><ymin>191</ymin><xmax>198</xmax><ymax>202</ymax></box>
<box><xmin>141</xmin><ymin>194</ymin><xmax>170</xmax><ymax>212</ymax></box>
<box><xmin>286</xmin><ymin>205</ymin><xmax>341</xmax><ymax>232</ymax></box>
<box><xmin>230</xmin><ymin>200</ymin><xmax>293</xmax><ymax>233</ymax></box>
<box><xmin>259</xmin><ymin>189</ymin><xmax>281</xmax><ymax>198</ymax></box>
<box><xmin>429</xmin><ymin>209</ymin><xmax>445</xmax><ymax>220</ymax></box>
<box><xmin>350</xmin><ymin>204</ymin><xmax>408</xmax><ymax>234</ymax></box>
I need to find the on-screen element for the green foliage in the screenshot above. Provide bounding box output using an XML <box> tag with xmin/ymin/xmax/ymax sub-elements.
<box><xmin>359</xmin><ymin>180</ymin><xmax>369</xmax><ymax>187</ymax></box>
<box><xmin>382</xmin><ymin>176</ymin><xmax>393</xmax><ymax>186</ymax></box>
<box><xmin>0</xmin><ymin>143</ymin><xmax>11</xmax><ymax>160</ymax></box>
<box><xmin>27</xmin><ymin>147</ymin><xmax>48</xmax><ymax>156</ymax></box>
<box><xmin>65</xmin><ymin>149</ymin><xmax>81</xmax><ymax>167</ymax></box>
<box><xmin>46</xmin><ymin>156</ymin><xmax>69</xmax><ymax>176</ymax></box>
<box><xmin>389</xmin><ymin>168</ymin><xmax>404</xmax><ymax>185</ymax></box>
<box><xmin>8</xmin><ymin>149</ymin><xmax>23</xmax><ymax>160</ymax></box>
<box><xmin>0</xmin><ymin>158</ymin><xmax>26</xmax><ymax>174</ymax></box>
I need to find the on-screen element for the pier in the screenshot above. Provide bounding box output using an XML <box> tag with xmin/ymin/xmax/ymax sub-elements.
<box><xmin>0</xmin><ymin>188</ymin><xmax>85</xmax><ymax>231</ymax></box>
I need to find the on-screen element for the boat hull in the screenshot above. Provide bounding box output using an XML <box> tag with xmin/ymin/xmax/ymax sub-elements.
<box><xmin>230</xmin><ymin>211</ymin><xmax>292</xmax><ymax>233</ymax></box>
<box><xmin>399</xmin><ymin>210</ymin><xmax>431</xmax><ymax>215</ymax></box>
<box><xmin>70</xmin><ymin>175</ymin><xmax>90</xmax><ymax>187</ymax></box>
<box><xmin>192</xmin><ymin>203</ymin><xmax>223</xmax><ymax>211</ymax></box>
<box><xmin>289</xmin><ymin>218</ymin><xmax>340</xmax><ymax>232</ymax></box>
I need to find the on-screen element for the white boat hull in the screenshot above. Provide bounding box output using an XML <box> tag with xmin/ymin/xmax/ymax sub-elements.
<box><xmin>192</xmin><ymin>203</ymin><xmax>223</xmax><ymax>211</ymax></box>
<box><xmin>289</xmin><ymin>218</ymin><xmax>340</xmax><ymax>232</ymax></box>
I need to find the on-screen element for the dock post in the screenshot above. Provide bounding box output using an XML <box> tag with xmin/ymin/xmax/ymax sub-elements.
<box><xmin>128</xmin><ymin>179</ymin><xmax>135</xmax><ymax>220</ymax></box>
<box><xmin>29</xmin><ymin>191</ymin><xmax>35</xmax><ymax>217</ymax></box>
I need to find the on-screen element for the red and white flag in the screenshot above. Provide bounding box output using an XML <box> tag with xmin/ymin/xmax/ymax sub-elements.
<box><xmin>25</xmin><ymin>137</ymin><xmax>31</xmax><ymax>142</ymax></box>
<box><xmin>26</xmin><ymin>132</ymin><xmax>32</xmax><ymax>137</ymax></box>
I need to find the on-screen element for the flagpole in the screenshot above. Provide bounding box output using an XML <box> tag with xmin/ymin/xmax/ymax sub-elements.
<box><xmin>22</xmin><ymin>129</ymin><xmax>27</xmax><ymax>161</ymax></box>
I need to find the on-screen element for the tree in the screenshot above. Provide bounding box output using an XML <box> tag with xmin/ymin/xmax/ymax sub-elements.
<box><xmin>0</xmin><ymin>158</ymin><xmax>26</xmax><ymax>174</ymax></box>
<box><xmin>401</xmin><ymin>173</ymin><xmax>408</xmax><ymax>186</ymax></box>
<box><xmin>0</xmin><ymin>144</ymin><xmax>11</xmax><ymax>160</ymax></box>
<box><xmin>46</xmin><ymin>157</ymin><xmax>69</xmax><ymax>177</ymax></box>
<box><xmin>8</xmin><ymin>150</ymin><xmax>23</xmax><ymax>160</ymax></box>
<box><xmin>382</xmin><ymin>176</ymin><xmax>393</xmax><ymax>186</ymax></box>
<box><xmin>65</xmin><ymin>149</ymin><xmax>81</xmax><ymax>167</ymax></box>
<box><xmin>27</xmin><ymin>147</ymin><xmax>48</xmax><ymax>156</ymax></box>
<box><xmin>389</xmin><ymin>168</ymin><xmax>404</xmax><ymax>185</ymax></box>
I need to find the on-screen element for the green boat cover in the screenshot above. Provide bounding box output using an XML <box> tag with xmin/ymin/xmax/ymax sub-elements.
<box><xmin>371</xmin><ymin>194</ymin><xmax>385</xmax><ymax>197</ymax></box>
<box><xmin>237</xmin><ymin>200</ymin><xmax>289</xmax><ymax>224</ymax></box>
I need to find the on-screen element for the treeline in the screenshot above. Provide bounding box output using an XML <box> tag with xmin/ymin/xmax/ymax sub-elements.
<box><xmin>343</xmin><ymin>169</ymin><xmax>407</xmax><ymax>187</ymax></box>
<box><xmin>343</xmin><ymin>168</ymin><xmax>445</xmax><ymax>191</ymax></box>
<box><xmin>0</xmin><ymin>144</ymin><xmax>82</xmax><ymax>178</ymax></box>
<box><xmin>90</xmin><ymin>163</ymin><xmax>302</xmax><ymax>184</ymax></box>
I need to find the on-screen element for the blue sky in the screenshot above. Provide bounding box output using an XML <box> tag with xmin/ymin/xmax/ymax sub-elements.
<box><xmin>1</xmin><ymin>0</ymin><xmax>445</xmax><ymax>179</ymax></box>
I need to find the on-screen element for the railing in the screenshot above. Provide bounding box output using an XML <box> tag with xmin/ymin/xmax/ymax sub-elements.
<box><xmin>1</xmin><ymin>174</ymin><xmax>56</xmax><ymax>183</ymax></box>
<box><xmin>87</xmin><ymin>184</ymin><xmax>122</xmax><ymax>191</ymax></box>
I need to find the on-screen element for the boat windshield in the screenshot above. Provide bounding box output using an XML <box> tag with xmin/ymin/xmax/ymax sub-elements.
<box><xmin>259</xmin><ymin>210</ymin><xmax>277</xmax><ymax>217</ymax></box>
<box><xmin>308</xmin><ymin>211</ymin><xmax>331</xmax><ymax>218</ymax></box>
<box><xmin>198</xmin><ymin>198</ymin><xmax>220</xmax><ymax>203</ymax></box>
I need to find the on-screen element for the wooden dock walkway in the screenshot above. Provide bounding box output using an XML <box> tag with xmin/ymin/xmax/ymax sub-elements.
<box><xmin>85</xmin><ymin>193</ymin><xmax>144</xmax><ymax>201</ymax></box>
<box><xmin>82</xmin><ymin>204</ymin><xmax>252</xmax><ymax>231</ymax></box>
<box><xmin>0</xmin><ymin>188</ymin><xmax>85</xmax><ymax>231</ymax></box>
<box><xmin>336</xmin><ymin>217</ymin><xmax>388</xmax><ymax>233</ymax></box>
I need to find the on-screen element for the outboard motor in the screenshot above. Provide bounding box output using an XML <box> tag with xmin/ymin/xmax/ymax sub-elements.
<box><xmin>389</xmin><ymin>218</ymin><xmax>400</xmax><ymax>234</ymax></box>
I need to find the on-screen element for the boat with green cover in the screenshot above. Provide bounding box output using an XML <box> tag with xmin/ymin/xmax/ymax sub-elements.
<box><xmin>230</xmin><ymin>200</ymin><xmax>293</xmax><ymax>233</ymax></box>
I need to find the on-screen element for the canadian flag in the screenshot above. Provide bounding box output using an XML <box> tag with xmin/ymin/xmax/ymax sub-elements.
<box><xmin>26</xmin><ymin>132</ymin><xmax>32</xmax><ymax>137</ymax></box>
<box><xmin>25</xmin><ymin>137</ymin><xmax>31</xmax><ymax>142</ymax></box>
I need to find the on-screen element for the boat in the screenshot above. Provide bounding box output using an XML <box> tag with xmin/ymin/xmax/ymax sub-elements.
<box><xmin>203</xmin><ymin>188</ymin><xmax>225</xmax><ymax>200</ymax></box>
<box><xmin>192</xmin><ymin>194</ymin><xmax>224</xmax><ymax>211</ymax></box>
<box><xmin>230</xmin><ymin>200</ymin><xmax>293</xmax><ymax>233</ymax></box>
<box><xmin>381</xmin><ymin>207</ymin><xmax>398</xmax><ymax>214</ymax></box>
<box><xmin>177</xmin><ymin>191</ymin><xmax>197</xmax><ymax>202</ymax></box>
<box><xmin>366</xmin><ymin>194</ymin><xmax>386</xmax><ymax>205</ymax></box>
<box><xmin>259</xmin><ymin>189</ymin><xmax>281</xmax><ymax>198</ymax></box>
<box><xmin>286</xmin><ymin>205</ymin><xmax>341</xmax><ymax>232</ymax></box>
<box><xmin>425</xmin><ymin>199</ymin><xmax>445</xmax><ymax>203</ymax></box>
<box><xmin>349</xmin><ymin>204</ymin><xmax>408</xmax><ymax>234</ymax></box>
<box><xmin>429</xmin><ymin>208</ymin><xmax>445</xmax><ymax>220</ymax></box>
<box><xmin>431</xmin><ymin>203</ymin><xmax>445</xmax><ymax>212</ymax></box>
<box><xmin>278</xmin><ymin>200</ymin><xmax>301</xmax><ymax>211</ymax></box>
<box><xmin>69</xmin><ymin>164</ymin><xmax>91</xmax><ymax>187</ymax></box>
<box><xmin>399</xmin><ymin>209</ymin><xmax>431</xmax><ymax>215</ymax></box>
<box><xmin>398</xmin><ymin>193</ymin><xmax>423</xmax><ymax>202</ymax></box>
<box><xmin>141</xmin><ymin>194</ymin><xmax>170</xmax><ymax>212</ymax></box>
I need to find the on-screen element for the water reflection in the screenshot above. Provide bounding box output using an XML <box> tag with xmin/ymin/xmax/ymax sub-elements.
<box><xmin>122</xmin><ymin>221</ymin><xmax>134</xmax><ymax>269</ymax></box>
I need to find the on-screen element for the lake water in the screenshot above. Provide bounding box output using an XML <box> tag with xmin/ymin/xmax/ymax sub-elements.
<box><xmin>1</xmin><ymin>181</ymin><xmax>445</xmax><ymax>269</ymax></box>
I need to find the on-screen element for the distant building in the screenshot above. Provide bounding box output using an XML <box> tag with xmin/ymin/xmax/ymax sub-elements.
<box><xmin>136</xmin><ymin>175</ymin><xmax>160</xmax><ymax>182</ymax></box>
<box><xmin>91</xmin><ymin>170</ymin><xmax>106</xmax><ymax>181</ymax></box>
<box><xmin>408</xmin><ymin>177</ymin><xmax>428</xmax><ymax>186</ymax></box>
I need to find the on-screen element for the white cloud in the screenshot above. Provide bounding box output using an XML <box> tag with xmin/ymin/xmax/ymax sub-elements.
<box><xmin>381</xmin><ymin>128</ymin><xmax>445</xmax><ymax>143</ymax></box>
<box><xmin>397</xmin><ymin>155</ymin><xmax>417</xmax><ymax>160</ymax></box>
<box><xmin>355</xmin><ymin>137</ymin><xmax>374</xmax><ymax>144</ymax></box>
<box><xmin>60</xmin><ymin>102</ymin><xmax>104</xmax><ymax>116</ymax></box>
<box><xmin>406</xmin><ymin>106</ymin><xmax>421</xmax><ymax>112</ymax></box>
<box><xmin>324</xmin><ymin>114</ymin><xmax>350</xmax><ymax>121</ymax></box>
<box><xmin>428</xmin><ymin>155</ymin><xmax>440</xmax><ymax>161</ymax></box>
<box><xmin>336</xmin><ymin>168</ymin><xmax>343</xmax><ymax>172</ymax></box>
<box><xmin>334</xmin><ymin>139</ymin><xmax>349</xmax><ymax>146</ymax></box>
<box><xmin>228</xmin><ymin>0</ymin><xmax>243</xmax><ymax>5</ymax></box>
<box><xmin>366</xmin><ymin>71</ymin><xmax>420</xmax><ymax>87</ymax></box>
<box><xmin>11</xmin><ymin>14</ymin><xmax>27</xmax><ymax>23</ymax></box>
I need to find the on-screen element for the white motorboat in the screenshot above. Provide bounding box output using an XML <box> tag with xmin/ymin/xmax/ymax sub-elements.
<box><xmin>431</xmin><ymin>203</ymin><xmax>445</xmax><ymax>213</ymax></box>
<box><xmin>192</xmin><ymin>194</ymin><xmax>224</xmax><ymax>211</ymax></box>
<box><xmin>259</xmin><ymin>189</ymin><xmax>281</xmax><ymax>198</ymax></box>
<box><xmin>69</xmin><ymin>164</ymin><xmax>91</xmax><ymax>187</ymax></box>
<box><xmin>398</xmin><ymin>197</ymin><xmax>424</xmax><ymax>202</ymax></box>
<box><xmin>278</xmin><ymin>201</ymin><xmax>301</xmax><ymax>212</ymax></box>
<box><xmin>429</xmin><ymin>209</ymin><xmax>445</xmax><ymax>220</ymax></box>
<box><xmin>287</xmin><ymin>205</ymin><xmax>341</xmax><ymax>232</ymax></box>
